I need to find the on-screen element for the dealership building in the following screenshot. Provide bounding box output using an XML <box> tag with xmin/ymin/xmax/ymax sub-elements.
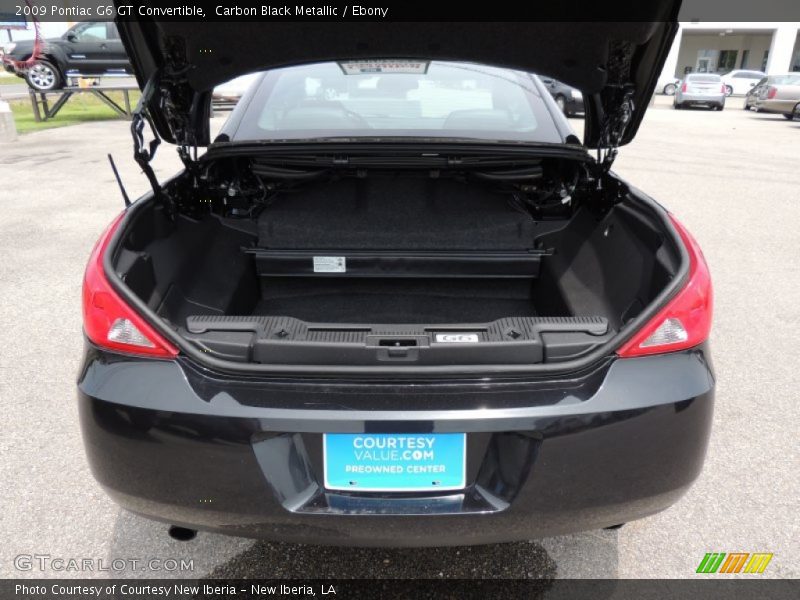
<box><xmin>659</xmin><ymin>21</ymin><xmax>800</xmax><ymax>81</ymax></box>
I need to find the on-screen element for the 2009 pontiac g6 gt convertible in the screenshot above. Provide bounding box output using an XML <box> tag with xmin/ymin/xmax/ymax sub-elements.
<box><xmin>78</xmin><ymin>6</ymin><xmax>714</xmax><ymax>546</ymax></box>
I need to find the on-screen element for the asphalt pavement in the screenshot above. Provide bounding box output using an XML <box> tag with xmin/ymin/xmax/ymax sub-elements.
<box><xmin>0</xmin><ymin>96</ymin><xmax>798</xmax><ymax>580</ymax></box>
<box><xmin>0</xmin><ymin>82</ymin><xmax>28</xmax><ymax>100</ymax></box>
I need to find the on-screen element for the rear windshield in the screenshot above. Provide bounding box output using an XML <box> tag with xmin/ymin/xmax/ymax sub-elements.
<box><xmin>232</xmin><ymin>61</ymin><xmax>563</xmax><ymax>144</ymax></box>
<box><xmin>686</xmin><ymin>75</ymin><xmax>722</xmax><ymax>83</ymax></box>
<box><xmin>771</xmin><ymin>74</ymin><xmax>800</xmax><ymax>85</ymax></box>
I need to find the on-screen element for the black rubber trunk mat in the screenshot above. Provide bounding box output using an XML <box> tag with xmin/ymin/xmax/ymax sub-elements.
<box><xmin>253</xmin><ymin>277</ymin><xmax>536</xmax><ymax>323</ymax></box>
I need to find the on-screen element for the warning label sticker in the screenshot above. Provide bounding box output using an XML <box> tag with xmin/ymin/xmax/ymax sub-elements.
<box><xmin>313</xmin><ymin>256</ymin><xmax>346</xmax><ymax>273</ymax></box>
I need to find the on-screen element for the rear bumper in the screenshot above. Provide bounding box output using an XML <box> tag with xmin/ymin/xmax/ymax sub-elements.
<box><xmin>677</xmin><ymin>93</ymin><xmax>725</xmax><ymax>105</ymax></box>
<box><xmin>752</xmin><ymin>99</ymin><xmax>796</xmax><ymax>115</ymax></box>
<box><xmin>77</xmin><ymin>344</ymin><xmax>714</xmax><ymax>546</ymax></box>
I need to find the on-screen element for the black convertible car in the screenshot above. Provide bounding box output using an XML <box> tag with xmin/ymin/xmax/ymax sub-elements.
<box><xmin>78</xmin><ymin>7</ymin><xmax>714</xmax><ymax>546</ymax></box>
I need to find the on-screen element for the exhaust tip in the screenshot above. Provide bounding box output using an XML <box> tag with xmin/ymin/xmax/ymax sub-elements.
<box><xmin>168</xmin><ymin>526</ymin><xmax>197</xmax><ymax>541</ymax></box>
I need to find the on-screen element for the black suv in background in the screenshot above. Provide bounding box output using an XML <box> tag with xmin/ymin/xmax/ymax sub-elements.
<box><xmin>1</xmin><ymin>22</ymin><xmax>131</xmax><ymax>91</ymax></box>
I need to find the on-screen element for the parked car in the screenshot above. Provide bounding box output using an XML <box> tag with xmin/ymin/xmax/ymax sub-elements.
<box><xmin>212</xmin><ymin>72</ymin><xmax>261</xmax><ymax>111</ymax></box>
<box><xmin>659</xmin><ymin>77</ymin><xmax>681</xmax><ymax>95</ymax></box>
<box><xmin>79</xmin><ymin>16</ymin><xmax>714</xmax><ymax>546</ymax></box>
<box><xmin>751</xmin><ymin>74</ymin><xmax>800</xmax><ymax>119</ymax></box>
<box><xmin>540</xmin><ymin>77</ymin><xmax>584</xmax><ymax>116</ymax></box>
<box><xmin>743</xmin><ymin>77</ymin><xmax>768</xmax><ymax>110</ymax></box>
<box><xmin>1</xmin><ymin>22</ymin><xmax>131</xmax><ymax>91</ymax></box>
<box><xmin>674</xmin><ymin>73</ymin><xmax>726</xmax><ymax>110</ymax></box>
<box><xmin>720</xmin><ymin>69</ymin><xmax>766</xmax><ymax>97</ymax></box>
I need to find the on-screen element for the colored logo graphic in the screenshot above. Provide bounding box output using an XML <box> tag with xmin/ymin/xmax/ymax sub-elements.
<box><xmin>696</xmin><ymin>553</ymin><xmax>773</xmax><ymax>574</ymax></box>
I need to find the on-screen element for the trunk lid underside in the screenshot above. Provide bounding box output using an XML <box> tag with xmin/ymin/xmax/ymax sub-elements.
<box><xmin>115</xmin><ymin>9</ymin><xmax>681</xmax><ymax>147</ymax></box>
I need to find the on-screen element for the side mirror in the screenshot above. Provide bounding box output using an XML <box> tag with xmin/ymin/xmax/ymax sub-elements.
<box><xmin>65</xmin><ymin>33</ymin><xmax>78</xmax><ymax>42</ymax></box>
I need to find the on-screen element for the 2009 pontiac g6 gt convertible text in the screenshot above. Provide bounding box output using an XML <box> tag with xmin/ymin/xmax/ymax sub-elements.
<box><xmin>78</xmin><ymin>4</ymin><xmax>714</xmax><ymax>546</ymax></box>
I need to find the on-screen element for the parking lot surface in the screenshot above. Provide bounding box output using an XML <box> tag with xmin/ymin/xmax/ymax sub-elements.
<box><xmin>1</xmin><ymin>96</ymin><xmax>798</xmax><ymax>579</ymax></box>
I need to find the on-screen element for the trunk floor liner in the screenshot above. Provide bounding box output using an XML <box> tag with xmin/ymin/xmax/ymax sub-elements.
<box><xmin>251</xmin><ymin>278</ymin><xmax>534</xmax><ymax>324</ymax></box>
<box><xmin>252</xmin><ymin>294</ymin><xmax>537</xmax><ymax>323</ymax></box>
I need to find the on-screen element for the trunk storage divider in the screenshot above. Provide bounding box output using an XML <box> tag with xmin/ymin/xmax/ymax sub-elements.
<box><xmin>181</xmin><ymin>315</ymin><xmax>612</xmax><ymax>365</ymax></box>
<box><xmin>243</xmin><ymin>248</ymin><xmax>549</xmax><ymax>278</ymax></box>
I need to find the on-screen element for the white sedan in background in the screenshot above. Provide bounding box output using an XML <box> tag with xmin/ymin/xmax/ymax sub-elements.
<box><xmin>720</xmin><ymin>69</ymin><xmax>766</xmax><ymax>96</ymax></box>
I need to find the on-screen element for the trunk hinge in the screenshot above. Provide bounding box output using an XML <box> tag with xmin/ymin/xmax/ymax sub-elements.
<box><xmin>131</xmin><ymin>73</ymin><xmax>172</xmax><ymax>214</ymax></box>
<box><xmin>131</xmin><ymin>36</ymin><xmax>202</xmax><ymax>213</ymax></box>
<box><xmin>162</xmin><ymin>35</ymin><xmax>202</xmax><ymax>181</ymax></box>
<box><xmin>178</xmin><ymin>144</ymin><xmax>201</xmax><ymax>183</ymax></box>
<box><xmin>594</xmin><ymin>84</ymin><xmax>636</xmax><ymax>185</ymax></box>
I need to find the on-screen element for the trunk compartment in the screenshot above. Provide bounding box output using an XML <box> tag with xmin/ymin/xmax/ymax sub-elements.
<box><xmin>112</xmin><ymin>165</ymin><xmax>680</xmax><ymax>368</ymax></box>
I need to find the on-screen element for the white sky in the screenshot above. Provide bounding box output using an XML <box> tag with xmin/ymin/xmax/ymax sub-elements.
<box><xmin>3</xmin><ymin>22</ymin><xmax>69</xmax><ymax>42</ymax></box>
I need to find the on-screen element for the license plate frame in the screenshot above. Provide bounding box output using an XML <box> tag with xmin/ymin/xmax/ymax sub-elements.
<box><xmin>323</xmin><ymin>433</ymin><xmax>467</xmax><ymax>492</ymax></box>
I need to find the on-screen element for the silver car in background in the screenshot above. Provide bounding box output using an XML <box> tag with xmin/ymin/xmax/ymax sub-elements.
<box><xmin>751</xmin><ymin>74</ymin><xmax>800</xmax><ymax>120</ymax></box>
<box><xmin>673</xmin><ymin>73</ymin><xmax>726</xmax><ymax>111</ymax></box>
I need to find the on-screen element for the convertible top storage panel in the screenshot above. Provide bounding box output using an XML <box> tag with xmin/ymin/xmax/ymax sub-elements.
<box><xmin>257</xmin><ymin>178</ymin><xmax>538</xmax><ymax>251</ymax></box>
<box><xmin>250</xmin><ymin>177</ymin><xmax>549</xmax><ymax>279</ymax></box>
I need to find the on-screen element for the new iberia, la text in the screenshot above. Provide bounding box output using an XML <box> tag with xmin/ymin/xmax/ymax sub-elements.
<box><xmin>17</xmin><ymin>583</ymin><xmax>337</xmax><ymax>597</ymax></box>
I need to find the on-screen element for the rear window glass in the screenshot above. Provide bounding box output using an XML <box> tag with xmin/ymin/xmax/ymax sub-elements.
<box><xmin>687</xmin><ymin>75</ymin><xmax>721</xmax><ymax>83</ymax></box>
<box><xmin>771</xmin><ymin>75</ymin><xmax>800</xmax><ymax>85</ymax></box>
<box><xmin>233</xmin><ymin>61</ymin><xmax>563</xmax><ymax>144</ymax></box>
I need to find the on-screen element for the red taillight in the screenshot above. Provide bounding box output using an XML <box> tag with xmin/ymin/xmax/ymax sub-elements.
<box><xmin>767</xmin><ymin>86</ymin><xmax>778</xmax><ymax>99</ymax></box>
<box><xmin>720</xmin><ymin>84</ymin><xmax>726</xmax><ymax>94</ymax></box>
<box><xmin>681</xmin><ymin>82</ymin><xmax>687</xmax><ymax>93</ymax></box>
<box><xmin>82</xmin><ymin>213</ymin><xmax>178</xmax><ymax>358</ymax></box>
<box><xmin>618</xmin><ymin>214</ymin><xmax>712</xmax><ymax>358</ymax></box>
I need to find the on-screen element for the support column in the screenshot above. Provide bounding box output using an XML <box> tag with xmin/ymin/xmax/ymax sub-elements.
<box><xmin>765</xmin><ymin>25</ymin><xmax>798</xmax><ymax>74</ymax></box>
<box><xmin>660</xmin><ymin>23</ymin><xmax>684</xmax><ymax>80</ymax></box>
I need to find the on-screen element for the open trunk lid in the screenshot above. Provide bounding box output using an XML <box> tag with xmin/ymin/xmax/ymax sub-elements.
<box><xmin>115</xmin><ymin>5</ymin><xmax>681</xmax><ymax>148</ymax></box>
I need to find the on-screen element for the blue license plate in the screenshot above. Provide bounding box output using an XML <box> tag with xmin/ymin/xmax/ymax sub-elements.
<box><xmin>323</xmin><ymin>433</ymin><xmax>466</xmax><ymax>492</ymax></box>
